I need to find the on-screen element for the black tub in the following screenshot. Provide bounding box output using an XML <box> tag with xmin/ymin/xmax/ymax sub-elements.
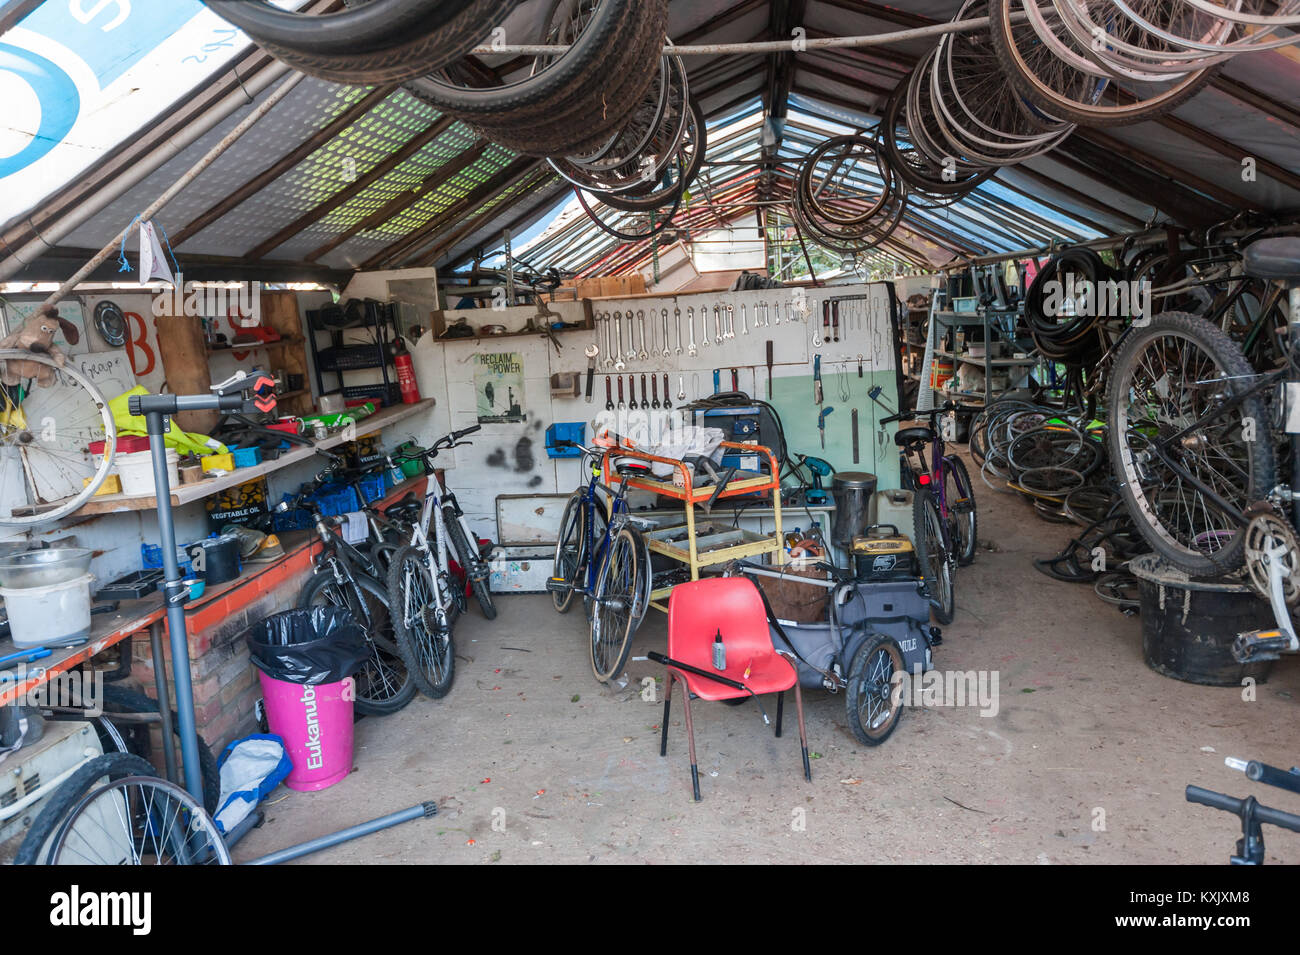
<box><xmin>1129</xmin><ymin>553</ymin><xmax>1274</xmax><ymax>686</ymax></box>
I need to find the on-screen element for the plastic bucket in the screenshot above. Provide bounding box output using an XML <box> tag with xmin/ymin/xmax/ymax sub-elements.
<box><xmin>257</xmin><ymin>672</ymin><xmax>354</xmax><ymax>791</ymax></box>
<box><xmin>0</xmin><ymin>573</ymin><xmax>93</xmax><ymax>648</ymax></box>
<box><xmin>117</xmin><ymin>449</ymin><xmax>179</xmax><ymax>496</ymax></box>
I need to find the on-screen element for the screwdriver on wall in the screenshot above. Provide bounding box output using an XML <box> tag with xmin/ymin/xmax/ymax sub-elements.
<box><xmin>819</xmin><ymin>406</ymin><xmax>835</xmax><ymax>449</ymax></box>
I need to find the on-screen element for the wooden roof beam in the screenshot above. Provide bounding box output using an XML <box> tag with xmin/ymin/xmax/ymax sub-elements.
<box><xmin>172</xmin><ymin>84</ymin><xmax>397</xmax><ymax>247</ymax></box>
<box><xmin>243</xmin><ymin>115</ymin><xmax>455</xmax><ymax>260</ymax></box>
<box><xmin>303</xmin><ymin>138</ymin><xmax>491</xmax><ymax>262</ymax></box>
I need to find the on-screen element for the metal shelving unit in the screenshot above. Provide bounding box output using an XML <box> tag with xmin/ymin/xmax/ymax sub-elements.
<box><xmin>307</xmin><ymin>300</ymin><xmax>400</xmax><ymax>406</ymax></box>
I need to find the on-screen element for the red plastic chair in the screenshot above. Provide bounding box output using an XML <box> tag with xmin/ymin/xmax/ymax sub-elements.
<box><xmin>659</xmin><ymin>577</ymin><xmax>811</xmax><ymax>801</ymax></box>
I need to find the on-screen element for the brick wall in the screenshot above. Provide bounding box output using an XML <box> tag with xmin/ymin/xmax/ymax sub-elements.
<box><xmin>129</xmin><ymin>543</ymin><xmax>318</xmax><ymax>756</ymax></box>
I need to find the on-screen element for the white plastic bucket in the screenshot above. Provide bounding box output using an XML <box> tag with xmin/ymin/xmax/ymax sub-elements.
<box><xmin>117</xmin><ymin>449</ymin><xmax>179</xmax><ymax>497</ymax></box>
<box><xmin>0</xmin><ymin>573</ymin><xmax>94</xmax><ymax>648</ymax></box>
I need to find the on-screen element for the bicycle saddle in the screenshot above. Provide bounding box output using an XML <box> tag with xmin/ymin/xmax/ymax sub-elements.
<box><xmin>894</xmin><ymin>425</ymin><xmax>935</xmax><ymax>448</ymax></box>
<box><xmin>384</xmin><ymin>492</ymin><xmax>421</xmax><ymax>519</ymax></box>
<box><xmin>1244</xmin><ymin>237</ymin><xmax>1300</xmax><ymax>285</ymax></box>
<box><xmin>613</xmin><ymin>457</ymin><xmax>652</xmax><ymax>478</ymax></box>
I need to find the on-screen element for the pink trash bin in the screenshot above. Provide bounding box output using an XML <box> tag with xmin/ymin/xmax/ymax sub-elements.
<box><xmin>258</xmin><ymin>672</ymin><xmax>354</xmax><ymax>791</ymax></box>
<box><xmin>247</xmin><ymin>607</ymin><xmax>367</xmax><ymax>792</ymax></box>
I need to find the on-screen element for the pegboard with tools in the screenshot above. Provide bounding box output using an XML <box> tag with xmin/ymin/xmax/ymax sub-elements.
<box><xmin>552</xmin><ymin>281</ymin><xmax>902</xmax><ymax>488</ymax></box>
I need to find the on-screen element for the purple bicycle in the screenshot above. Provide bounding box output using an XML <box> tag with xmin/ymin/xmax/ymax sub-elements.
<box><xmin>877</xmin><ymin>400</ymin><xmax>979</xmax><ymax>625</ymax></box>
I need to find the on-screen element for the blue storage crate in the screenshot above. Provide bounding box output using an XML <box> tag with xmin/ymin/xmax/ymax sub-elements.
<box><xmin>141</xmin><ymin>542</ymin><xmax>193</xmax><ymax>576</ymax></box>
<box><xmin>357</xmin><ymin>473</ymin><xmax>385</xmax><ymax>503</ymax></box>
<box><xmin>546</xmin><ymin>422</ymin><xmax>585</xmax><ymax>458</ymax></box>
<box><xmin>271</xmin><ymin>482</ymin><xmax>361</xmax><ymax>532</ymax></box>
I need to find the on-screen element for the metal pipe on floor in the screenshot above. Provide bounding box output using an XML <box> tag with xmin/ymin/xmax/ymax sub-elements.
<box><xmin>242</xmin><ymin>802</ymin><xmax>438</xmax><ymax>866</ymax></box>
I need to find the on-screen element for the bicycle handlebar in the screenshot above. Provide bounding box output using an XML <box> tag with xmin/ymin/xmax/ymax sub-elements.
<box><xmin>393</xmin><ymin>425</ymin><xmax>483</xmax><ymax>464</ymax></box>
<box><xmin>1246</xmin><ymin>760</ymin><xmax>1300</xmax><ymax>796</ymax></box>
<box><xmin>1185</xmin><ymin>785</ymin><xmax>1300</xmax><ymax>834</ymax></box>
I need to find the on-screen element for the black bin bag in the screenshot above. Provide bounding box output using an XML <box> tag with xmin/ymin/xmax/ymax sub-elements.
<box><xmin>246</xmin><ymin>607</ymin><xmax>369</xmax><ymax>686</ymax></box>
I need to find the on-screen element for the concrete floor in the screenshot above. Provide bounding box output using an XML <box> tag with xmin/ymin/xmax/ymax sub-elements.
<box><xmin>234</xmin><ymin>463</ymin><xmax>1300</xmax><ymax>865</ymax></box>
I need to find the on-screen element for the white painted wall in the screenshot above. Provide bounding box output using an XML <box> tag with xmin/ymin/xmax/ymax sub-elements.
<box><xmin>414</xmin><ymin>284</ymin><xmax>900</xmax><ymax>540</ymax></box>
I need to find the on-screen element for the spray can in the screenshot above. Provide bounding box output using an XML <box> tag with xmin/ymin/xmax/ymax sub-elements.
<box><xmin>712</xmin><ymin>628</ymin><xmax>726</xmax><ymax>671</ymax></box>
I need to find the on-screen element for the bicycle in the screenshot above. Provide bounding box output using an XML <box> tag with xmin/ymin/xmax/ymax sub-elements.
<box><xmin>1187</xmin><ymin>756</ymin><xmax>1300</xmax><ymax>865</ymax></box>
<box><xmin>546</xmin><ymin>438</ymin><xmax>652</xmax><ymax>683</ymax></box>
<box><xmin>1106</xmin><ymin>237</ymin><xmax>1300</xmax><ymax>578</ymax></box>
<box><xmin>285</xmin><ymin>452</ymin><xmax>415</xmax><ymax>716</ymax></box>
<box><xmin>875</xmin><ymin>400</ymin><xmax>979</xmax><ymax>625</ymax></box>
<box><xmin>386</xmin><ymin>425</ymin><xmax>495</xmax><ymax>700</ymax></box>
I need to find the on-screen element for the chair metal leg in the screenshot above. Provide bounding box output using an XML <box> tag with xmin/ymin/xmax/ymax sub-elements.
<box><xmin>794</xmin><ymin>680</ymin><xmax>811</xmax><ymax>782</ymax></box>
<box><xmin>660</xmin><ymin>673</ymin><xmax>673</xmax><ymax>757</ymax></box>
<box><xmin>775</xmin><ymin>690</ymin><xmax>784</xmax><ymax>738</ymax></box>
<box><xmin>680</xmin><ymin>682</ymin><xmax>701</xmax><ymax>802</ymax></box>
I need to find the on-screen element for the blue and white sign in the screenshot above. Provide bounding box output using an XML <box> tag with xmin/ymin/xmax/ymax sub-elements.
<box><xmin>0</xmin><ymin>1</ymin><xmax>305</xmax><ymax>224</ymax></box>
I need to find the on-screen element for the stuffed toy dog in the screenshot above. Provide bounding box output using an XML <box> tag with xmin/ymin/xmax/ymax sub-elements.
<box><xmin>0</xmin><ymin>307</ymin><xmax>80</xmax><ymax>387</ymax></box>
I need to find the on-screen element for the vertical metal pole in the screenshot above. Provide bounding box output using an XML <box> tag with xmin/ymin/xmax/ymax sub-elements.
<box><xmin>148</xmin><ymin>620</ymin><xmax>179</xmax><ymax>786</ymax></box>
<box><xmin>146</xmin><ymin>412</ymin><xmax>204</xmax><ymax>803</ymax></box>
<box><xmin>650</xmin><ymin>211</ymin><xmax>660</xmax><ymax>285</ymax></box>
<box><xmin>503</xmin><ymin>229</ymin><xmax>514</xmax><ymax>307</ymax></box>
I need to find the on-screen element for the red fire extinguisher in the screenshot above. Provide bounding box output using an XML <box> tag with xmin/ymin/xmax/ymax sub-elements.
<box><xmin>394</xmin><ymin>338</ymin><xmax>421</xmax><ymax>404</ymax></box>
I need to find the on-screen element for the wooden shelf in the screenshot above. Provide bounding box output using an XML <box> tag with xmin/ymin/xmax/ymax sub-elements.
<box><xmin>436</xmin><ymin>323</ymin><xmax>591</xmax><ymax>344</ymax></box>
<box><xmin>206</xmin><ymin>336</ymin><xmax>304</xmax><ymax>356</ymax></box>
<box><xmin>71</xmin><ymin>399</ymin><xmax>434</xmax><ymax>516</ymax></box>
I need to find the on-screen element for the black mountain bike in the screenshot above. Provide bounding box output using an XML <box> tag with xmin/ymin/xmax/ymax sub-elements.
<box><xmin>286</xmin><ymin>452</ymin><xmax>415</xmax><ymax>716</ymax></box>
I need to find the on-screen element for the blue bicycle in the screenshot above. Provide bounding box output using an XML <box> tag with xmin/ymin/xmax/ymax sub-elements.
<box><xmin>548</xmin><ymin>440</ymin><xmax>651</xmax><ymax>682</ymax></box>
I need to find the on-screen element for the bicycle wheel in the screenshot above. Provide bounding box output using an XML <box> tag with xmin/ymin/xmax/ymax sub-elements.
<box><xmin>444</xmin><ymin>505</ymin><xmax>496</xmax><ymax>620</ymax></box>
<box><xmin>944</xmin><ymin>456</ymin><xmax>979</xmax><ymax>566</ymax></box>
<box><xmin>48</xmin><ymin>775</ymin><xmax>230</xmax><ymax>865</ymax></box>
<box><xmin>299</xmin><ymin>571</ymin><xmax>415</xmax><ymax>716</ymax></box>
<box><xmin>845</xmin><ymin>633</ymin><xmax>905</xmax><ymax>746</ymax></box>
<box><xmin>913</xmin><ymin>486</ymin><xmax>955</xmax><ymax>624</ymax></box>
<box><xmin>14</xmin><ymin>752</ymin><xmax>156</xmax><ymax>864</ymax></box>
<box><xmin>1106</xmin><ymin>312</ymin><xmax>1275</xmax><ymax>575</ymax></box>
<box><xmin>551</xmin><ymin>492</ymin><xmax>588</xmax><ymax>613</ymax></box>
<box><xmin>98</xmin><ymin>684</ymin><xmax>221</xmax><ymax>814</ymax></box>
<box><xmin>0</xmin><ymin>349</ymin><xmax>115</xmax><ymax>526</ymax></box>
<box><xmin>988</xmin><ymin>0</ymin><xmax>1218</xmax><ymax>127</ymax></box>
<box><xmin>387</xmin><ymin>545</ymin><xmax>456</xmax><ymax>699</ymax></box>
<box><xmin>590</xmin><ymin>525</ymin><xmax>643</xmax><ymax>682</ymax></box>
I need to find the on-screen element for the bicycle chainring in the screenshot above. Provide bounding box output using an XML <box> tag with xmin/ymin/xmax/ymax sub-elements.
<box><xmin>1242</xmin><ymin>503</ymin><xmax>1300</xmax><ymax>607</ymax></box>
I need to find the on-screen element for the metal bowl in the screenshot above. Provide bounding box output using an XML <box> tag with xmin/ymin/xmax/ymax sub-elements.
<box><xmin>0</xmin><ymin>548</ymin><xmax>93</xmax><ymax>588</ymax></box>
